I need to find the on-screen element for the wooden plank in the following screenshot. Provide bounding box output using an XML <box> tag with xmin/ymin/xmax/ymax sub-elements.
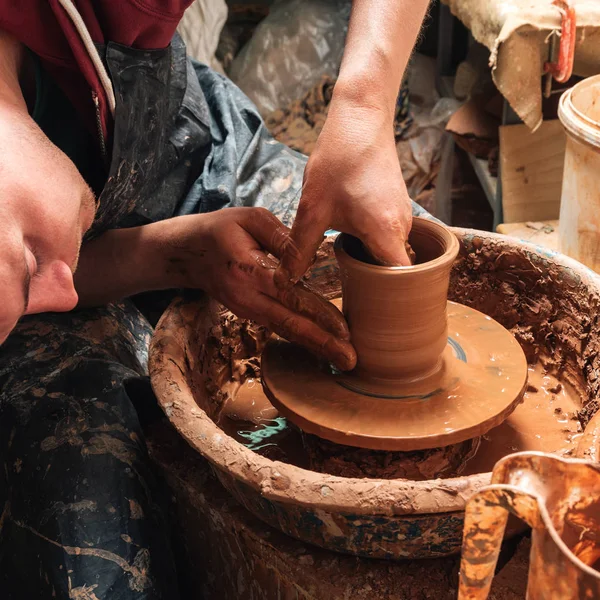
<box><xmin>499</xmin><ymin>120</ymin><xmax>566</xmax><ymax>223</ymax></box>
<box><xmin>496</xmin><ymin>220</ymin><xmax>560</xmax><ymax>252</ymax></box>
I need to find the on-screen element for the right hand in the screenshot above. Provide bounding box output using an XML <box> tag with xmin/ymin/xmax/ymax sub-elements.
<box><xmin>161</xmin><ymin>208</ymin><xmax>357</xmax><ymax>371</ymax></box>
<box><xmin>274</xmin><ymin>95</ymin><xmax>413</xmax><ymax>291</ymax></box>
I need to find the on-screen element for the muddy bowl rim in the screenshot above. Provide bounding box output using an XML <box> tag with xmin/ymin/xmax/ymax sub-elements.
<box><xmin>149</xmin><ymin>228</ymin><xmax>600</xmax><ymax>518</ymax></box>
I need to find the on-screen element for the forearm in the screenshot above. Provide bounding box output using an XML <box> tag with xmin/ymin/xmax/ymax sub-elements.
<box><xmin>74</xmin><ymin>218</ymin><xmax>191</xmax><ymax>306</ymax></box>
<box><xmin>333</xmin><ymin>0</ymin><xmax>430</xmax><ymax>120</ymax></box>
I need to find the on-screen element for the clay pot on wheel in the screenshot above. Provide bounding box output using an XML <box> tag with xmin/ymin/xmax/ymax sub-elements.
<box><xmin>334</xmin><ymin>217</ymin><xmax>460</xmax><ymax>382</ymax></box>
<box><xmin>262</xmin><ymin>216</ymin><xmax>527</xmax><ymax>451</ymax></box>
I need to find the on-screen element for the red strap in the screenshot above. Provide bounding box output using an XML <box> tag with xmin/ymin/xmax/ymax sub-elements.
<box><xmin>544</xmin><ymin>0</ymin><xmax>577</xmax><ymax>83</ymax></box>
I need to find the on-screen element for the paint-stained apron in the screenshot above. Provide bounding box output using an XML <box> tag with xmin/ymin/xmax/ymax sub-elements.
<box><xmin>0</xmin><ymin>34</ymin><xmax>429</xmax><ymax>599</ymax></box>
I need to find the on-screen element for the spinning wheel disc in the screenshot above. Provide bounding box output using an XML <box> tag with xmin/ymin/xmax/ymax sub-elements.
<box><xmin>261</xmin><ymin>302</ymin><xmax>528</xmax><ymax>451</ymax></box>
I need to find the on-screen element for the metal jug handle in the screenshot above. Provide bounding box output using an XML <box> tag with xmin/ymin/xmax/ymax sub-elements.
<box><xmin>458</xmin><ymin>451</ymin><xmax>600</xmax><ymax>600</ymax></box>
<box><xmin>458</xmin><ymin>483</ymin><xmax>543</xmax><ymax>600</ymax></box>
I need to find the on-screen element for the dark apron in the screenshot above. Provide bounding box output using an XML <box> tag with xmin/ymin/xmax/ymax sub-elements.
<box><xmin>0</xmin><ymin>34</ymin><xmax>430</xmax><ymax>600</ymax></box>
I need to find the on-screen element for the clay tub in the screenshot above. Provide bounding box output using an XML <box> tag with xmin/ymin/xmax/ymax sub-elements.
<box><xmin>149</xmin><ymin>229</ymin><xmax>600</xmax><ymax>559</ymax></box>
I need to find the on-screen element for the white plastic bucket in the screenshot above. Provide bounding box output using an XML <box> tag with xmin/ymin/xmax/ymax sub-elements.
<box><xmin>558</xmin><ymin>76</ymin><xmax>600</xmax><ymax>271</ymax></box>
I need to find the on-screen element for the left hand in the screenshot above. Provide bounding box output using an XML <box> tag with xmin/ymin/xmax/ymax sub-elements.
<box><xmin>74</xmin><ymin>208</ymin><xmax>357</xmax><ymax>371</ymax></box>
<box><xmin>160</xmin><ymin>209</ymin><xmax>358</xmax><ymax>371</ymax></box>
<box><xmin>275</xmin><ymin>103</ymin><xmax>413</xmax><ymax>289</ymax></box>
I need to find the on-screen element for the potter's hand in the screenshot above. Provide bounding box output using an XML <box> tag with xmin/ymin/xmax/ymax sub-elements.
<box><xmin>75</xmin><ymin>208</ymin><xmax>356</xmax><ymax>369</ymax></box>
<box><xmin>275</xmin><ymin>0</ymin><xmax>432</xmax><ymax>287</ymax></box>
<box><xmin>275</xmin><ymin>103</ymin><xmax>413</xmax><ymax>288</ymax></box>
<box><xmin>165</xmin><ymin>208</ymin><xmax>356</xmax><ymax>371</ymax></box>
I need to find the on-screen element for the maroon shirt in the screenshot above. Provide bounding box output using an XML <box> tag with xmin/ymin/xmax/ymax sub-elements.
<box><xmin>0</xmin><ymin>0</ymin><xmax>192</xmax><ymax>142</ymax></box>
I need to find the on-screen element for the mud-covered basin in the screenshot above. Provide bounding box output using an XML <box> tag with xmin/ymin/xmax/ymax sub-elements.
<box><xmin>149</xmin><ymin>229</ymin><xmax>600</xmax><ymax>560</ymax></box>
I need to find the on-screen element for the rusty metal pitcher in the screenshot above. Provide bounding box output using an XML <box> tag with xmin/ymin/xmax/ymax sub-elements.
<box><xmin>458</xmin><ymin>451</ymin><xmax>600</xmax><ymax>599</ymax></box>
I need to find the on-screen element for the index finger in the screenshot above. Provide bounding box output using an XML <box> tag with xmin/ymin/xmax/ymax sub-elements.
<box><xmin>241</xmin><ymin>208</ymin><xmax>291</xmax><ymax>257</ymax></box>
<box><xmin>255</xmin><ymin>293</ymin><xmax>356</xmax><ymax>371</ymax></box>
<box><xmin>252</xmin><ymin>249</ymin><xmax>350</xmax><ymax>340</ymax></box>
<box><xmin>274</xmin><ymin>200</ymin><xmax>328</xmax><ymax>290</ymax></box>
<box><xmin>277</xmin><ymin>281</ymin><xmax>350</xmax><ymax>341</ymax></box>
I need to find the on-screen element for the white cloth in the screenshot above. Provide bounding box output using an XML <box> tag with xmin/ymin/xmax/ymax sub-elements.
<box><xmin>177</xmin><ymin>0</ymin><xmax>228</xmax><ymax>73</ymax></box>
<box><xmin>443</xmin><ymin>0</ymin><xmax>600</xmax><ymax>129</ymax></box>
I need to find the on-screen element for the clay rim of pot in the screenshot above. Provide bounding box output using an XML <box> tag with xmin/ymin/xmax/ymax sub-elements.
<box><xmin>334</xmin><ymin>217</ymin><xmax>460</xmax><ymax>273</ymax></box>
<box><xmin>149</xmin><ymin>229</ymin><xmax>598</xmax><ymax>518</ymax></box>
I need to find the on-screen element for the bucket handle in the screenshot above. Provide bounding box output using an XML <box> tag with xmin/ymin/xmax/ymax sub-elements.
<box><xmin>458</xmin><ymin>452</ymin><xmax>600</xmax><ymax>599</ymax></box>
<box><xmin>544</xmin><ymin>0</ymin><xmax>576</xmax><ymax>84</ymax></box>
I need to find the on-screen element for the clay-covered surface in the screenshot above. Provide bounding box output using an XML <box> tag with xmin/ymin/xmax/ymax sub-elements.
<box><xmin>301</xmin><ymin>433</ymin><xmax>481</xmax><ymax>480</ymax></box>
<box><xmin>450</xmin><ymin>232</ymin><xmax>598</xmax><ymax>426</ymax></box>
<box><xmin>148</xmin><ymin>423</ymin><xmax>530</xmax><ymax>600</ymax></box>
<box><xmin>149</xmin><ymin>230</ymin><xmax>600</xmax><ymax>559</ymax></box>
<box><xmin>261</xmin><ymin>300</ymin><xmax>528</xmax><ymax>452</ymax></box>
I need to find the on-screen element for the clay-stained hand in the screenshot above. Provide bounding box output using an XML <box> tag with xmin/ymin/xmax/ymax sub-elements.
<box><xmin>163</xmin><ymin>208</ymin><xmax>357</xmax><ymax>371</ymax></box>
<box><xmin>275</xmin><ymin>104</ymin><xmax>413</xmax><ymax>289</ymax></box>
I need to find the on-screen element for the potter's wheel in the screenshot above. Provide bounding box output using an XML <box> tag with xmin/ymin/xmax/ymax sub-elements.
<box><xmin>261</xmin><ymin>300</ymin><xmax>528</xmax><ymax>451</ymax></box>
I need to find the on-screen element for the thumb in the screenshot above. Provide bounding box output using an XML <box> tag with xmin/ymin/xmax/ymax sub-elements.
<box><xmin>274</xmin><ymin>201</ymin><xmax>329</xmax><ymax>289</ymax></box>
<box><xmin>241</xmin><ymin>208</ymin><xmax>291</xmax><ymax>257</ymax></box>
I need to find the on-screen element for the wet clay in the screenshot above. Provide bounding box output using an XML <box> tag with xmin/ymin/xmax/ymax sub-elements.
<box><xmin>149</xmin><ymin>229</ymin><xmax>600</xmax><ymax>560</ymax></box>
<box><xmin>336</xmin><ymin>218</ymin><xmax>459</xmax><ymax>381</ymax></box>
<box><xmin>219</xmin><ymin>359</ymin><xmax>582</xmax><ymax>480</ymax></box>
<box><xmin>447</xmin><ymin>235</ymin><xmax>596</xmax><ymax>428</ymax></box>
<box><xmin>219</xmin><ymin>378</ymin><xmax>278</xmax><ymax>424</ymax></box>
<box><xmin>262</xmin><ymin>301</ymin><xmax>528</xmax><ymax>451</ymax></box>
<box><xmin>461</xmin><ymin>362</ymin><xmax>583</xmax><ymax>475</ymax></box>
<box><xmin>261</xmin><ymin>306</ymin><xmax>527</xmax><ymax>451</ymax></box>
<box><xmin>577</xmin><ymin>408</ymin><xmax>600</xmax><ymax>462</ymax></box>
<box><xmin>301</xmin><ymin>433</ymin><xmax>480</xmax><ymax>480</ymax></box>
<box><xmin>219</xmin><ymin>411</ymin><xmax>481</xmax><ymax>480</ymax></box>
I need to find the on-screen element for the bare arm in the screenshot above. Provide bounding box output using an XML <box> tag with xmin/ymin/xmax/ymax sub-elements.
<box><xmin>0</xmin><ymin>27</ymin><xmax>354</xmax><ymax>369</ymax></box>
<box><xmin>276</xmin><ymin>0</ymin><xmax>430</xmax><ymax>286</ymax></box>
<box><xmin>336</xmin><ymin>0</ymin><xmax>430</xmax><ymax>115</ymax></box>
<box><xmin>75</xmin><ymin>210</ymin><xmax>356</xmax><ymax>370</ymax></box>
